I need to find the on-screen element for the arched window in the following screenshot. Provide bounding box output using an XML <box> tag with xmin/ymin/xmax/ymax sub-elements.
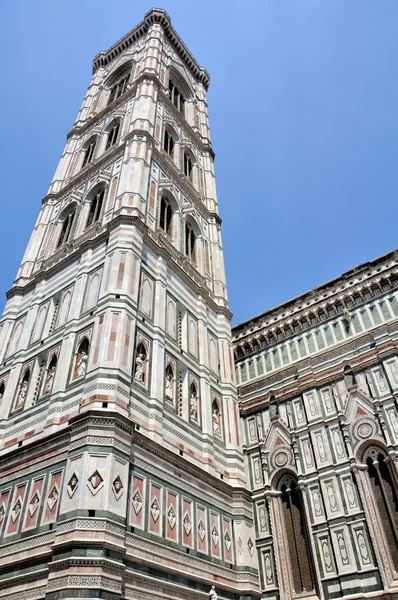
<box><xmin>365</xmin><ymin>448</ymin><xmax>398</xmax><ymax>571</ymax></box>
<box><xmin>185</xmin><ymin>223</ymin><xmax>196</xmax><ymax>263</ymax></box>
<box><xmin>108</xmin><ymin>71</ymin><xmax>130</xmax><ymax>105</ymax></box>
<box><xmin>106</xmin><ymin>121</ymin><xmax>120</xmax><ymax>150</ymax></box>
<box><xmin>168</xmin><ymin>79</ymin><xmax>185</xmax><ymax>115</ymax></box>
<box><xmin>279</xmin><ymin>475</ymin><xmax>315</xmax><ymax>594</ymax></box>
<box><xmin>82</xmin><ymin>138</ymin><xmax>97</xmax><ymax>168</ymax></box>
<box><xmin>160</xmin><ymin>197</ymin><xmax>173</xmax><ymax>235</ymax></box>
<box><xmin>57</xmin><ymin>210</ymin><xmax>76</xmax><ymax>248</ymax></box>
<box><xmin>183</xmin><ymin>152</ymin><xmax>193</xmax><ymax>181</ymax></box>
<box><xmin>86</xmin><ymin>189</ymin><xmax>105</xmax><ymax>228</ymax></box>
<box><xmin>163</xmin><ymin>129</ymin><xmax>174</xmax><ymax>157</ymax></box>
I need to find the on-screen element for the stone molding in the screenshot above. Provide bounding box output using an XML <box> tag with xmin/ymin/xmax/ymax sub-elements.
<box><xmin>57</xmin><ymin>518</ymin><xmax>125</xmax><ymax>537</ymax></box>
<box><xmin>0</xmin><ymin>531</ymin><xmax>56</xmax><ymax>557</ymax></box>
<box><xmin>92</xmin><ymin>8</ymin><xmax>210</xmax><ymax>90</ymax></box>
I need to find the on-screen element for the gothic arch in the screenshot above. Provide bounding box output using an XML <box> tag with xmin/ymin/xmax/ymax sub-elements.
<box><xmin>273</xmin><ymin>472</ymin><xmax>316</xmax><ymax>595</ymax></box>
<box><xmin>55</xmin><ymin>201</ymin><xmax>78</xmax><ymax>250</ymax></box>
<box><xmin>83</xmin><ymin>182</ymin><xmax>107</xmax><ymax>229</ymax></box>
<box><xmin>168</xmin><ymin>64</ymin><xmax>193</xmax><ymax>100</ymax></box>
<box><xmin>360</xmin><ymin>444</ymin><xmax>398</xmax><ymax>572</ymax></box>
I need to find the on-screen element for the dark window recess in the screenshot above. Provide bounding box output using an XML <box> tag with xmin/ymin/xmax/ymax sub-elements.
<box><xmin>88</xmin><ymin>509</ymin><xmax>96</xmax><ymax>517</ymax></box>
<box><xmin>168</xmin><ymin>79</ymin><xmax>185</xmax><ymax>115</ymax></box>
<box><xmin>367</xmin><ymin>452</ymin><xmax>398</xmax><ymax>571</ymax></box>
<box><xmin>163</xmin><ymin>130</ymin><xmax>174</xmax><ymax>157</ymax></box>
<box><xmin>57</xmin><ymin>211</ymin><xmax>76</xmax><ymax>248</ymax></box>
<box><xmin>160</xmin><ymin>197</ymin><xmax>173</xmax><ymax>235</ymax></box>
<box><xmin>82</xmin><ymin>140</ymin><xmax>96</xmax><ymax>168</ymax></box>
<box><xmin>281</xmin><ymin>480</ymin><xmax>315</xmax><ymax>594</ymax></box>
<box><xmin>108</xmin><ymin>73</ymin><xmax>130</xmax><ymax>105</ymax></box>
<box><xmin>106</xmin><ymin>122</ymin><xmax>120</xmax><ymax>150</ymax></box>
<box><xmin>183</xmin><ymin>152</ymin><xmax>193</xmax><ymax>180</ymax></box>
<box><xmin>86</xmin><ymin>189</ymin><xmax>105</xmax><ymax>228</ymax></box>
<box><xmin>185</xmin><ymin>223</ymin><xmax>196</xmax><ymax>263</ymax></box>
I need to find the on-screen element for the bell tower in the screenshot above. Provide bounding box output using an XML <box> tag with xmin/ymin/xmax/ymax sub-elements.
<box><xmin>0</xmin><ymin>9</ymin><xmax>259</xmax><ymax>600</ymax></box>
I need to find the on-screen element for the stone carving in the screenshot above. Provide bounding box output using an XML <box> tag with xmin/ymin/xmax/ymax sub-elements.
<box><xmin>253</xmin><ymin>457</ymin><xmax>262</xmax><ymax>484</ymax></box>
<box><xmin>165</xmin><ymin>372</ymin><xmax>174</xmax><ymax>402</ymax></box>
<box><xmin>76</xmin><ymin>350</ymin><xmax>88</xmax><ymax>377</ymax></box>
<box><xmin>389</xmin><ymin>361</ymin><xmax>398</xmax><ymax>384</ymax></box>
<box><xmin>43</xmin><ymin>364</ymin><xmax>56</xmax><ymax>394</ymax></box>
<box><xmin>274</xmin><ymin>451</ymin><xmax>288</xmax><ymax>467</ymax></box>
<box><xmin>211</xmin><ymin>525</ymin><xmax>219</xmax><ymax>547</ymax></box>
<box><xmin>355</xmin><ymin>529</ymin><xmax>371</xmax><ymax>565</ymax></box>
<box><xmin>326</xmin><ymin>482</ymin><xmax>337</xmax><ymax>512</ymax></box>
<box><xmin>183</xmin><ymin>512</ymin><xmax>192</xmax><ymax>535</ymax></box>
<box><xmin>67</xmin><ymin>473</ymin><xmax>79</xmax><ymax>497</ymax></box>
<box><xmin>264</xmin><ymin>552</ymin><xmax>273</xmax><ymax>585</ymax></box>
<box><xmin>343</xmin><ymin>478</ymin><xmax>357</xmax><ymax>509</ymax></box>
<box><xmin>198</xmin><ymin>519</ymin><xmax>206</xmax><ymax>541</ymax></box>
<box><xmin>302</xmin><ymin>439</ymin><xmax>313</xmax><ymax>468</ymax></box>
<box><xmin>322</xmin><ymin>388</ymin><xmax>333</xmax><ymax>412</ymax></box>
<box><xmin>333</xmin><ymin>430</ymin><xmax>345</xmax><ymax>459</ymax></box>
<box><xmin>132</xmin><ymin>490</ymin><xmax>143</xmax><ymax>515</ymax></box>
<box><xmin>237</xmin><ymin>536</ymin><xmax>243</xmax><ymax>555</ymax></box>
<box><xmin>337</xmin><ymin>531</ymin><xmax>349</xmax><ymax>565</ymax></box>
<box><xmin>0</xmin><ymin>504</ymin><xmax>5</xmax><ymax>523</ymax></box>
<box><xmin>307</xmin><ymin>392</ymin><xmax>317</xmax><ymax>416</ymax></box>
<box><xmin>112</xmin><ymin>476</ymin><xmax>123</xmax><ymax>499</ymax></box>
<box><xmin>190</xmin><ymin>389</ymin><xmax>199</xmax><ymax>421</ymax></box>
<box><xmin>28</xmin><ymin>492</ymin><xmax>40</xmax><ymax>516</ymax></box>
<box><xmin>224</xmin><ymin>530</ymin><xmax>232</xmax><ymax>551</ymax></box>
<box><xmin>209</xmin><ymin>586</ymin><xmax>218</xmax><ymax>600</ymax></box>
<box><xmin>357</xmin><ymin>422</ymin><xmax>373</xmax><ymax>439</ymax></box>
<box><xmin>87</xmin><ymin>470</ymin><xmax>104</xmax><ymax>494</ymax></box>
<box><xmin>259</xmin><ymin>504</ymin><xmax>267</xmax><ymax>532</ymax></box>
<box><xmin>256</xmin><ymin>413</ymin><xmax>263</xmax><ymax>438</ymax></box>
<box><xmin>167</xmin><ymin>505</ymin><xmax>176</xmax><ymax>529</ymax></box>
<box><xmin>375</xmin><ymin>368</ymin><xmax>387</xmax><ymax>392</ymax></box>
<box><xmin>321</xmin><ymin>538</ymin><xmax>334</xmax><ymax>573</ymax></box>
<box><xmin>316</xmin><ymin>432</ymin><xmax>327</xmax><ymax>462</ymax></box>
<box><xmin>389</xmin><ymin>410</ymin><xmax>398</xmax><ymax>437</ymax></box>
<box><xmin>312</xmin><ymin>488</ymin><xmax>323</xmax><ymax>517</ymax></box>
<box><xmin>47</xmin><ymin>485</ymin><xmax>59</xmax><ymax>511</ymax></box>
<box><xmin>295</xmin><ymin>401</ymin><xmax>304</xmax><ymax>423</ymax></box>
<box><xmin>150</xmin><ymin>498</ymin><xmax>161</xmax><ymax>522</ymax></box>
<box><xmin>212</xmin><ymin>405</ymin><xmax>221</xmax><ymax>437</ymax></box>
<box><xmin>16</xmin><ymin>380</ymin><xmax>28</xmax><ymax>409</ymax></box>
<box><xmin>11</xmin><ymin>498</ymin><xmax>22</xmax><ymax>522</ymax></box>
<box><xmin>249</xmin><ymin>419</ymin><xmax>256</xmax><ymax>441</ymax></box>
<box><xmin>247</xmin><ymin>537</ymin><xmax>254</xmax><ymax>556</ymax></box>
<box><xmin>134</xmin><ymin>349</ymin><xmax>148</xmax><ymax>384</ymax></box>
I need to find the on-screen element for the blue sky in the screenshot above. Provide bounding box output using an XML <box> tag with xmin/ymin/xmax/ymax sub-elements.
<box><xmin>0</xmin><ymin>1</ymin><xmax>397</xmax><ymax>324</ymax></box>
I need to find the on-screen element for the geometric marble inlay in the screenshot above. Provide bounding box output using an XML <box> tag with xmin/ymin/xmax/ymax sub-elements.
<box><xmin>87</xmin><ymin>470</ymin><xmax>104</xmax><ymax>496</ymax></box>
<box><xmin>183</xmin><ymin>512</ymin><xmax>192</xmax><ymax>535</ymax></box>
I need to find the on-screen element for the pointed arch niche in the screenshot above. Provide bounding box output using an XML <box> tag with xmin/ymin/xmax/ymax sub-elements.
<box><xmin>271</xmin><ymin>472</ymin><xmax>315</xmax><ymax>596</ymax></box>
<box><xmin>360</xmin><ymin>445</ymin><xmax>398</xmax><ymax>575</ymax></box>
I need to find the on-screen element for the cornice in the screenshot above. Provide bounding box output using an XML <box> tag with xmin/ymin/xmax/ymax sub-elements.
<box><xmin>233</xmin><ymin>249</ymin><xmax>398</xmax><ymax>351</ymax></box>
<box><xmin>92</xmin><ymin>9</ymin><xmax>210</xmax><ymax>90</ymax></box>
<box><xmin>42</xmin><ymin>144</ymin><xmax>125</xmax><ymax>206</ymax></box>
<box><xmin>133</xmin><ymin>429</ymin><xmax>245</xmax><ymax>496</ymax></box>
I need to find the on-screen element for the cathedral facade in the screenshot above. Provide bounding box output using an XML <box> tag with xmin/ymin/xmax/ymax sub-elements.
<box><xmin>0</xmin><ymin>8</ymin><xmax>397</xmax><ymax>600</ymax></box>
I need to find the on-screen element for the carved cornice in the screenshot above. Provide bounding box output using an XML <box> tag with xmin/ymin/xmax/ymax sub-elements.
<box><xmin>233</xmin><ymin>249</ymin><xmax>398</xmax><ymax>352</ymax></box>
<box><xmin>92</xmin><ymin>9</ymin><xmax>210</xmax><ymax>90</ymax></box>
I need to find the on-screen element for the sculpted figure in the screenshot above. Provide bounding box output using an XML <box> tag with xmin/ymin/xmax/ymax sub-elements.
<box><xmin>190</xmin><ymin>391</ymin><xmax>198</xmax><ymax>420</ymax></box>
<box><xmin>16</xmin><ymin>380</ymin><xmax>28</xmax><ymax>408</ymax></box>
<box><xmin>44</xmin><ymin>365</ymin><xmax>56</xmax><ymax>394</ymax></box>
<box><xmin>209</xmin><ymin>586</ymin><xmax>218</xmax><ymax>600</ymax></box>
<box><xmin>213</xmin><ymin>408</ymin><xmax>221</xmax><ymax>436</ymax></box>
<box><xmin>134</xmin><ymin>353</ymin><xmax>146</xmax><ymax>383</ymax></box>
<box><xmin>165</xmin><ymin>373</ymin><xmax>173</xmax><ymax>401</ymax></box>
<box><xmin>77</xmin><ymin>351</ymin><xmax>88</xmax><ymax>377</ymax></box>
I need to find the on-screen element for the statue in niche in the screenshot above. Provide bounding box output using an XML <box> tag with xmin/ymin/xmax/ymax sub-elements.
<box><xmin>269</xmin><ymin>396</ymin><xmax>279</xmax><ymax>421</ymax></box>
<box><xmin>134</xmin><ymin>344</ymin><xmax>147</xmax><ymax>384</ymax></box>
<box><xmin>209</xmin><ymin>585</ymin><xmax>218</xmax><ymax>600</ymax></box>
<box><xmin>44</xmin><ymin>364</ymin><xmax>56</xmax><ymax>394</ymax></box>
<box><xmin>16</xmin><ymin>379</ymin><xmax>29</xmax><ymax>409</ymax></box>
<box><xmin>77</xmin><ymin>350</ymin><xmax>88</xmax><ymax>377</ymax></box>
<box><xmin>165</xmin><ymin>365</ymin><xmax>174</xmax><ymax>402</ymax></box>
<box><xmin>190</xmin><ymin>384</ymin><xmax>198</xmax><ymax>421</ymax></box>
<box><xmin>212</xmin><ymin>405</ymin><xmax>221</xmax><ymax>436</ymax></box>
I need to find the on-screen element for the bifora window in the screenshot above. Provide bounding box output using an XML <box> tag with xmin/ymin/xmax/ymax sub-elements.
<box><xmin>108</xmin><ymin>72</ymin><xmax>130</xmax><ymax>105</ymax></box>
<box><xmin>82</xmin><ymin>139</ymin><xmax>96</xmax><ymax>168</ymax></box>
<box><xmin>185</xmin><ymin>223</ymin><xmax>196</xmax><ymax>262</ymax></box>
<box><xmin>57</xmin><ymin>211</ymin><xmax>76</xmax><ymax>248</ymax></box>
<box><xmin>160</xmin><ymin>197</ymin><xmax>173</xmax><ymax>236</ymax></box>
<box><xmin>163</xmin><ymin>130</ymin><xmax>174</xmax><ymax>157</ymax></box>
<box><xmin>168</xmin><ymin>79</ymin><xmax>185</xmax><ymax>115</ymax></box>
<box><xmin>183</xmin><ymin>152</ymin><xmax>193</xmax><ymax>181</ymax></box>
<box><xmin>86</xmin><ymin>189</ymin><xmax>105</xmax><ymax>228</ymax></box>
<box><xmin>106</xmin><ymin>122</ymin><xmax>120</xmax><ymax>150</ymax></box>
